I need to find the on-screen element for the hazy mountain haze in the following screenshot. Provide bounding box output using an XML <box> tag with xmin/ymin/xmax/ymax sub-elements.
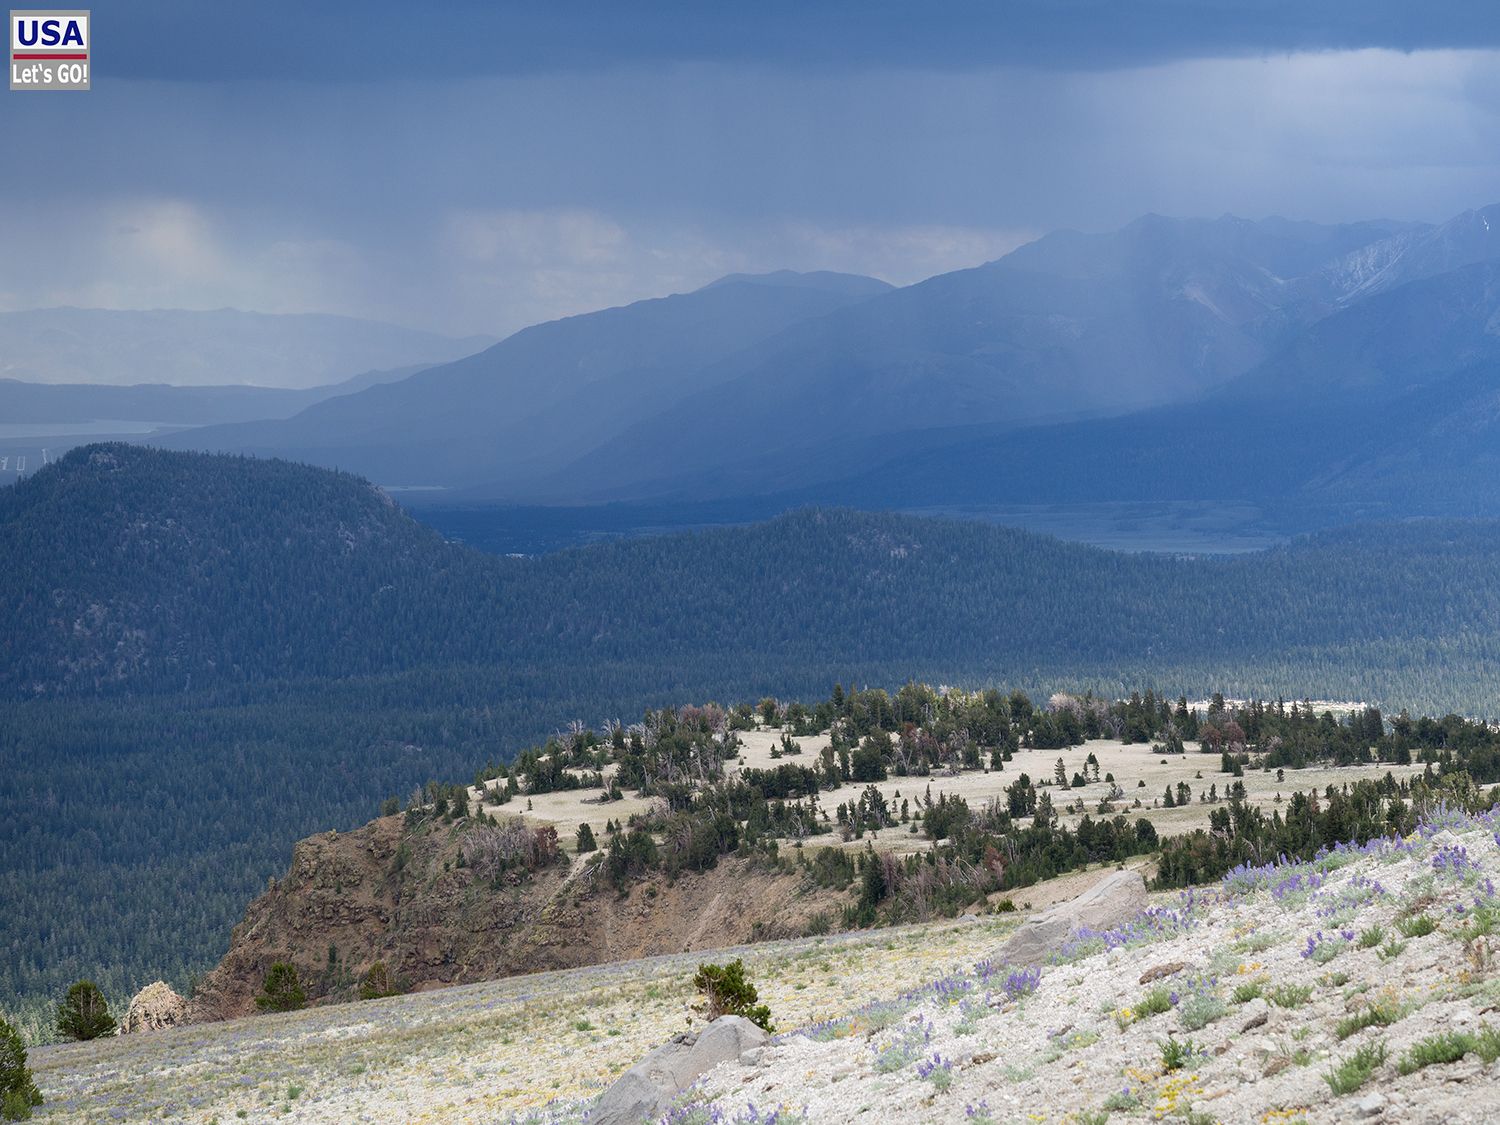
<box><xmin>0</xmin><ymin>308</ymin><xmax>492</xmax><ymax>389</ymax></box>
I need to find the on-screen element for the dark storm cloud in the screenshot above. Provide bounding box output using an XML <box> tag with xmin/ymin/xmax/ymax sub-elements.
<box><xmin>110</xmin><ymin>0</ymin><xmax>1500</xmax><ymax>83</ymax></box>
<box><xmin>4</xmin><ymin>6</ymin><xmax>1500</xmax><ymax>337</ymax></box>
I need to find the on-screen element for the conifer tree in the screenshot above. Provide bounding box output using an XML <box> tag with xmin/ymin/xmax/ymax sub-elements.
<box><xmin>0</xmin><ymin>1016</ymin><xmax>42</xmax><ymax>1120</ymax></box>
<box><xmin>255</xmin><ymin>962</ymin><xmax>306</xmax><ymax>1013</ymax></box>
<box><xmin>55</xmin><ymin>980</ymin><xmax>116</xmax><ymax>1041</ymax></box>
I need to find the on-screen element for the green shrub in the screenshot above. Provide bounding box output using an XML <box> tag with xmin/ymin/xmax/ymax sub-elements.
<box><xmin>1268</xmin><ymin>983</ymin><xmax>1313</xmax><ymax>1009</ymax></box>
<box><xmin>1233</xmin><ymin>932</ymin><xmax>1278</xmax><ymax>954</ymax></box>
<box><xmin>255</xmin><ymin>962</ymin><xmax>306</xmax><ymax>1013</ymax></box>
<box><xmin>1160</xmin><ymin>1035</ymin><xmax>1199</xmax><ymax>1072</ymax></box>
<box><xmin>1231</xmin><ymin>979</ymin><xmax>1264</xmax><ymax>1004</ymax></box>
<box><xmin>1377</xmin><ymin>938</ymin><xmax>1407</xmax><ymax>961</ymax></box>
<box><xmin>1103</xmin><ymin>1088</ymin><xmax>1142</xmax><ymax>1111</ymax></box>
<box><xmin>1394</xmin><ymin>1025</ymin><xmax>1500</xmax><ymax>1075</ymax></box>
<box><xmin>692</xmin><ymin>958</ymin><xmax>772</xmax><ymax>1032</ymax></box>
<box><xmin>1324</xmin><ymin>1041</ymin><xmax>1386</xmax><ymax>1095</ymax></box>
<box><xmin>1356</xmin><ymin>926</ymin><xmax>1384</xmax><ymax>949</ymax></box>
<box><xmin>802</xmin><ymin>912</ymin><xmax>832</xmax><ymax>937</ymax></box>
<box><xmin>1458</xmin><ymin>904</ymin><xmax>1500</xmax><ymax>941</ymax></box>
<box><xmin>1136</xmin><ymin>985</ymin><xmax>1174</xmax><ymax>1017</ymax></box>
<box><xmin>1395</xmin><ymin>914</ymin><xmax>1436</xmax><ymax>938</ymax></box>
<box><xmin>1478</xmin><ymin>1026</ymin><xmax>1500</xmax><ymax>1064</ymax></box>
<box><xmin>1178</xmin><ymin>990</ymin><xmax>1226</xmax><ymax>1031</ymax></box>
<box><xmin>55</xmin><ymin>980</ymin><xmax>116</xmax><ymax>1041</ymax></box>
<box><xmin>1334</xmin><ymin>995</ymin><xmax>1403</xmax><ymax>1040</ymax></box>
<box><xmin>0</xmin><ymin>1018</ymin><xmax>41</xmax><ymax>1120</ymax></box>
<box><xmin>1398</xmin><ymin>1031</ymin><xmax>1475</xmax><ymax>1075</ymax></box>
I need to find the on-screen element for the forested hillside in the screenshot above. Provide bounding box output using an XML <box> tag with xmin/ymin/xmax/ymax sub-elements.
<box><xmin>10</xmin><ymin>445</ymin><xmax>1500</xmax><ymax>703</ymax></box>
<box><xmin>7</xmin><ymin>444</ymin><xmax>1500</xmax><ymax>1033</ymax></box>
<box><xmin>0</xmin><ymin>444</ymin><xmax>504</xmax><ymax>694</ymax></box>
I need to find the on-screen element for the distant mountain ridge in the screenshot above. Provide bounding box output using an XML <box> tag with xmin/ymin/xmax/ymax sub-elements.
<box><xmin>158</xmin><ymin>270</ymin><xmax>893</xmax><ymax>487</ymax></box>
<box><xmin>534</xmin><ymin>214</ymin><xmax>1405</xmax><ymax>500</ymax></box>
<box><xmin>0</xmin><ymin>364</ymin><xmax>428</xmax><ymax>427</ymax></box>
<box><xmin>797</xmin><ymin>254</ymin><xmax>1500</xmax><ymax>520</ymax></box>
<box><xmin>1323</xmin><ymin>203</ymin><xmax>1500</xmax><ymax>302</ymax></box>
<box><xmin>0</xmin><ymin>306</ymin><xmax>493</xmax><ymax>389</ymax></box>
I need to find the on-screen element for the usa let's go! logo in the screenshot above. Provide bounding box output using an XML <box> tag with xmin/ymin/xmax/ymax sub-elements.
<box><xmin>10</xmin><ymin>9</ymin><xmax>89</xmax><ymax>90</ymax></box>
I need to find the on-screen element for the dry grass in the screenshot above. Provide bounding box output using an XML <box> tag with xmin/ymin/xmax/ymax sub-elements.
<box><xmin>30</xmin><ymin>904</ymin><xmax>1027</xmax><ymax>1123</ymax></box>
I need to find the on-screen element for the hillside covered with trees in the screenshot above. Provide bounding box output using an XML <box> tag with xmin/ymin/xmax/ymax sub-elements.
<box><xmin>7</xmin><ymin>445</ymin><xmax>1500</xmax><ymax>705</ymax></box>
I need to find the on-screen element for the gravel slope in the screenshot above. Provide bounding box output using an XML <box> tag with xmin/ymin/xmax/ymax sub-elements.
<box><xmin>675</xmin><ymin>811</ymin><xmax>1500</xmax><ymax>1125</ymax></box>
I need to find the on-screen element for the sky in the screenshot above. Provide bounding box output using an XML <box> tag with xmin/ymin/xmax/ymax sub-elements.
<box><xmin>4</xmin><ymin>2</ymin><xmax>1500</xmax><ymax>338</ymax></box>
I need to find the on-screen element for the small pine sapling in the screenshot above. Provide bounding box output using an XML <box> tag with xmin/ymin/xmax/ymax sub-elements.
<box><xmin>692</xmin><ymin>958</ymin><xmax>773</xmax><ymax>1032</ymax></box>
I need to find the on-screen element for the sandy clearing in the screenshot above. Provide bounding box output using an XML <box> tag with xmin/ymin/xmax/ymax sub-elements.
<box><xmin>480</xmin><ymin>727</ymin><xmax>1427</xmax><ymax>858</ymax></box>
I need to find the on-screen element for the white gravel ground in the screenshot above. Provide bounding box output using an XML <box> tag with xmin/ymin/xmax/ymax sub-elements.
<box><xmin>671</xmin><ymin>813</ymin><xmax>1500</xmax><ymax>1125</ymax></box>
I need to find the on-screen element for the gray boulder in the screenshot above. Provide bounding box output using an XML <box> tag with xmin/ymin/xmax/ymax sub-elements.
<box><xmin>995</xmin><ymin>869</ymin><xmax>1148</xmax><ymax>967</ymax></box>
<box><xmin>591</xmin><ymin>1015</ymin><xmax>770</xmax><ymax>1124</ymax></box>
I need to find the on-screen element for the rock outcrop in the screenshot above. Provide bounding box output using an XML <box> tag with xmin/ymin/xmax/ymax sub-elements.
<box><xmin>592</xmin><ymin>1015</ymin><xmax>771</xmax><ymax>1125</ymax></box>
<box><xmin>190</xmin><ymin>814</ymin><xmax>844</xmax><ymax>1022</ymax></box>
<box><xmin>121</xmin><ymin>981</ymin><xmax>187</xmax><ymax>1034</ymax></box>
<box><xmin>994</xmin><ymin>868</ymin><xmax>1147</xmax><ymax>966</ymax></box>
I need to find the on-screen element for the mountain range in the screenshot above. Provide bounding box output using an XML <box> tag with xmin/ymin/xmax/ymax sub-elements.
<box><xmin>150</xmin><ymin>204</ymin><xmax>1500</xmax><ymax>525</ymax></box>
<box><xmin>157</xmin><ymin>270</ymin><xmax>892</xmax><ymax>488</ymax></box>
<box><xmin>800</xmin><ymin>255</ymin><xmax>1500</xmax><ymax>521</ymax></box>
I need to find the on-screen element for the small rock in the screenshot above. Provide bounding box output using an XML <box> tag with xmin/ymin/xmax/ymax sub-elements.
<box><xmin>1240</xmin><ymin>998</ymin><xmax>1270</xmax><ymax>1031</ymax></box>
<box><xmin>1358</xmin><ymin>1092</ymin><xmax>1387</xmax><ymax>1117</ymax></box>
<box><xmin>1140</xmin><ymin>960</ymin><xmax>1188</xmax><ymax>984</ymax></box>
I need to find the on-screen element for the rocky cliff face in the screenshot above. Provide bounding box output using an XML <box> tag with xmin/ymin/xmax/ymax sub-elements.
<box><xmin>191</xmin><ymin>813</ymin><xmax>841</xmax><ymax>1022</ymax></box>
